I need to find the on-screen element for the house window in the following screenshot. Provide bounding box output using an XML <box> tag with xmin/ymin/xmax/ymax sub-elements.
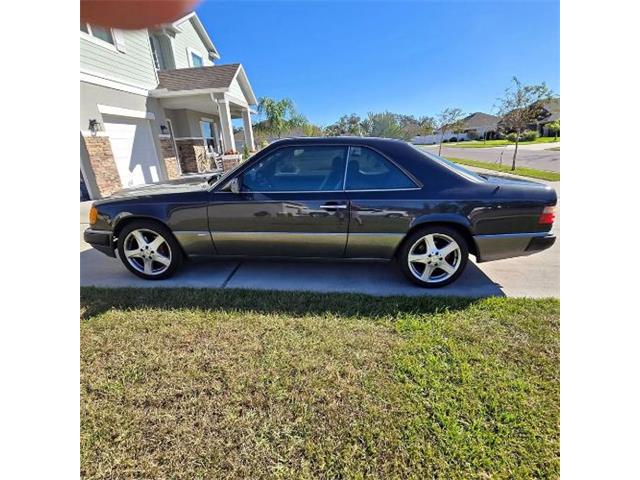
<box><xmin>149</xmin><ymin>35</ymin><xmax>165</xmax><ymax>70</ymax></box>
<box><xmin>80</xmin><ymin>22</ymin><xmax>114</xmax><ymax>44</ymax></box>
<box><xmin>200</xmin><ymin>120</ymin><xmax>217</xmax><ymax>154</ymax></box>
<box><xmin>191</xmin><ymin>52</ymin><xmax>204</xmax><ymax>67</ymax></box>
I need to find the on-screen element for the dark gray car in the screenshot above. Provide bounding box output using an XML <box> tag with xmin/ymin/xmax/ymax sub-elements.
<box><xmin>84</xmin><ymin>137</ymin><xmax>557</xmax><ymax>287</ymax></box>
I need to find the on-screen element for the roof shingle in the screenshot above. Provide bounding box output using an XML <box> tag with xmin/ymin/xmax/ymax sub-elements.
<box><xmin>156</xmin><ymin>64</ymin><xmax>241</xmax><ymax>91</ymax></box>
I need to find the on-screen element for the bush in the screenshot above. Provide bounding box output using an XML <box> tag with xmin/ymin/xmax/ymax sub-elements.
<box><xmin>466</xmin><ymin>131</ymin><xmax>479</xmax><ymax>140</ymax></box>
<box><xmin>442</xmin><ymin>139</ymin><xmax>449</xmax><ymax>143</ymax></box>
<box><xmin>521</xmin><ymin>130</ymin><xmax>539</xmax><ymax>142</ymax></box>
<box><xmin>505</xmin><ymin>132</ymin><xmax>518</xmax><ymax>142</ymax></box>
<box><xmin>449</xmin><ymin>137</ymin><xmax>457</xmax><ymax>143</ymax></box>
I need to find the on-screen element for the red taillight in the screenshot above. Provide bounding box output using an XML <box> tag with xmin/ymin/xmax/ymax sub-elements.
<box><xmin>538</xmin><ymin>206</ymin><xmax>556</xmax><ymax>225</ymax></box>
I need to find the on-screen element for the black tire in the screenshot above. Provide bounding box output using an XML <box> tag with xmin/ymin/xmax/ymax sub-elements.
<box><xmin>116</xmin><ymin>220</ymin><xmax>183</xmax><ymax>280</ymax></box>
<box><xmin>398</xmin><ymin>225</ymin><xmax>469</xmax><ymax>288</ymax></box>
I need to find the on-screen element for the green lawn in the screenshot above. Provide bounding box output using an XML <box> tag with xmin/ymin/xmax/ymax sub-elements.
<box><xmin>446</xmin><ymin>157</ymin><xmax>560</xmax><ymax>181</ymax></box>
<box><xmin>440</xmin><ymin>137</ymin><xmax>559</xmax><ymax>148</ymax></box>
<box><xmin>81</xmin><ymin>287</ymin><xmax>559</xmax><ymax>479</ymax></box>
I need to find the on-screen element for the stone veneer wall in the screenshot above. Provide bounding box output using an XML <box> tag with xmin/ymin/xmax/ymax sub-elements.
<box><xmin>82</xmin><ymin>134</ymin><xmax>121</xmax><ymax>197</ymax></box>
<box><xmin>175</xmin><ymin>139</ymin><xmax>203</xmax><ymax>173</ymax></box>
<box><xmin>221</xmin><ymin>156</ymin><xmax>242</xmax><ymax>171</ymax></box>
<box><xmin>159</xmin><ymin>137</ymin><xmax>181</xmax><ymax>179</ymax></box>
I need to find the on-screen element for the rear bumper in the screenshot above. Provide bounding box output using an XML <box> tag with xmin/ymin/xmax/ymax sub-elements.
<box><xmin>83</xmin><ymin>228</ymin><xmax>116</xmax><ymax>258</ymax></box>
<box><xmin>474</xmin><ymin>232</ymin><xmax>556</xmax><ymax>262</ymax></box>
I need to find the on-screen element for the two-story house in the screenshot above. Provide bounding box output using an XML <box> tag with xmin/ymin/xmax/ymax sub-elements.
<box><xmin>80</xmin><ymin>12</ymin><xmax>257</xmax><ymax>200</ymax></box>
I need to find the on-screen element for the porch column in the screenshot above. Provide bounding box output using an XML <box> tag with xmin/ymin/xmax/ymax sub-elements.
<box><xmin>241</xmin><ymin>108</ymin><xmax>255</xmax><ymax>151</ymax></box>
<box><xmin>215</xmin><ymin>97</ymin><xmax>236</xmax><ymax>153</ymax></box>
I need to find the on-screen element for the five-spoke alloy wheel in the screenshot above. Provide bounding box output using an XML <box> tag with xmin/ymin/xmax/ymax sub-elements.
<box><xmin>398</xmin><ymin>226</ymin><xmax>469</xmax><ymax>288</ymax></box>
<box><xmin>117</xmin><ymin>221</ymin><xmax>182</xmax><ymax>280</ymax></box>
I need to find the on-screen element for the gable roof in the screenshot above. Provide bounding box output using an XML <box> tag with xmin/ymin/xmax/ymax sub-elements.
<box><xmin>462</xmin><ymin>112</ymin><xmax>499</xmax><ymax>129</ymax></box>
<box><xmin>155</xmin><ymin>64</ymin><xmax>258</xmax><ymax>105</ymax></box>
<box><xmin>172</xmin><ymin>12</ymin><xmax>220</xmax><ymax>59</ymax></box>
<box><xmin>540</xmin><ymin>97</ymin><xmax>560</xmax><ymax>121</ymax></box>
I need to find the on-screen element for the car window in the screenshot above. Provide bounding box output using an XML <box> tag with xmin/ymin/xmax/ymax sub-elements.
<box><xmin>345</xmin><ymin>146</ymin><xmax>417</xmax><ymax>190</ymax></box>
<box><xmin>241</xmin><ymin>146</ymin><xmax>348</xmax><ymax>192</ymax></box>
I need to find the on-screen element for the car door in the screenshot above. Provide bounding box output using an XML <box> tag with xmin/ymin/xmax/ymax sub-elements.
<box><xmin>208</xmin><ymin>145</ymin><xmax>350</xmax><ymax>257</ymax></box>
<box><xmin>343</xmin><ymin>145</ymin><xmax>423</xmax><ymax>258</ymax></box>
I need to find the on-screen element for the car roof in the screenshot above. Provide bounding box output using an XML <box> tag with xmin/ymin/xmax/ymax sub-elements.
<box><xmin>270</xmin><ymin>136</ymin><xmax>408</xmax><ymax>147</ymax></box>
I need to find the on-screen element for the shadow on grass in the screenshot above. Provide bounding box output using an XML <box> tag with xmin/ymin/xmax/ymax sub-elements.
<box><xmin>80</xmin><ymin>287</ymin><xmax>485</xmax><ymax>321</ymax></box>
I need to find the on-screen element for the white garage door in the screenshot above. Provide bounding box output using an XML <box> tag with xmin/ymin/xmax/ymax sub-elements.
<box><xmin>103</xmin><ymin>115</ymin><xmax>160</xmax><ymax>188</ymax></box>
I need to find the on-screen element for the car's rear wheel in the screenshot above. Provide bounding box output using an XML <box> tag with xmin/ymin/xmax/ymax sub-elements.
<box><xmin>117</xmin><ymin>220</ymin><xmax>182</xmax><ymax>280</ymax></box>
<box><xmin>398</xmin><ymin>226</ymin><xmax>469</xmax><ymax>288</ymax></box>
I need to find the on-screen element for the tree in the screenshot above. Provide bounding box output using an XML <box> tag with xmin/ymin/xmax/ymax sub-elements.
<box><xmin>325</xmin><ymin>114</ymin><xmax>364</xmax><ymax>136</ymax></box>
<box><xmin>496</xmin><ymin>77</ymin><xmax>554</xmax><ymax>170</ymax></box>
<box><xmin>256</xmin><ymin>97</ymin><xmax>301</xmax><ymax>138</ymax></box>
<box><xmin>546</xmin><ymin>120</ymin><xmax>560</xmax><ymax>140</ymax></box>
<box><xmin>434</xmin><ymin>108</ymin><xmax>465</xmax><ymax>155</ymax></box>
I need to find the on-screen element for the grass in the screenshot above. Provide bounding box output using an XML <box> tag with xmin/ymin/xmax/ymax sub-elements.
<box><xmin>438</xmin><ymin>137</ymin><xmax>560</xmax><ymax>148</ymax></box>
<box><xmin>446</xmin><ymin>157</ymin><xmax>560</xmax><ymax>181</ymax></box>
<box><xmin>81</xmin><ymin>287</ymin><xmax>559</xmax><ymax>479</ymax></box>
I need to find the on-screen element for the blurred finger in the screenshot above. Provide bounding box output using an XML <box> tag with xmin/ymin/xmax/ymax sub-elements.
<box><xmin>81</xmin><ymin>0</ymin><xmax>200</xmax><ymax>29</ymax></box>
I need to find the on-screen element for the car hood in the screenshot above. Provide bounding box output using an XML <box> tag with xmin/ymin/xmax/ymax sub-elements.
<box><xmin>104</xmin><ymin>174</ymin><xmax>221</xmax><ymax>199</ymax></box>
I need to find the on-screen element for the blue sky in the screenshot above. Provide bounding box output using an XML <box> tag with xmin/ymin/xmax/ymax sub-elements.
<box><xmin>196</xmin><ymin>0</ymin><xmax>559</xmax><ymax>126</ymax></box>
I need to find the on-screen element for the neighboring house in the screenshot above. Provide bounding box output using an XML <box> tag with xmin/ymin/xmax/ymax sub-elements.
<box><xmin>80</xmin><ymin>12</ymin><xmax>258</xmax><ymax>199</ymax></box>
<box><xmin>412</xmin><ymin>112</ymin><xmax>498</xmax><ymax>144</ymax></box>
<box><xmin>530</xmin><ymin>97</ymin><xmax>560</xmax><ymax>136</ymax></box>
<box><xmin>460</xmin><ymin>112</ymin><xmax>499</xmax><ymax>140</ymax></box>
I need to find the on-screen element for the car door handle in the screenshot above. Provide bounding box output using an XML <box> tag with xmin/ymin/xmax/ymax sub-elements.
<box><xmin>320</xmin><ymin>204</ymin><xmax>347</xmax><ymax>210</ymax></box>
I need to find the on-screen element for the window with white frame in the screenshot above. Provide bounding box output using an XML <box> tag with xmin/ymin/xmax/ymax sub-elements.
<box><xmin>200</xmin><ymin>120</ymin><xmax>218</xmax><ymax>155</ymax></box>
<box><xmin>149</xmin><ymin>35</ymin><xmax>165</xmax><ymax>70</ymax></box>
<box><xmin>80</xmin><ymin>22</ymin><xmax>114</xmax><ymax>45</ymax></box>
<box><xmin>187</xmin><ymin>47</ymin><xmax>205</xmax><ymax>67</ymax></box>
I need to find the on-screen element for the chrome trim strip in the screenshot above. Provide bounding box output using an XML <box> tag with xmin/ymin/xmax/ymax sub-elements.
<box><xmin>320</xmin><ymin>204</ymin><xmax>347</xmax><ymax>209</ymax></box>
<box><xmin>473</xmin><ymin>232</ymin><xmax>549</xmax><ymax>239</ymax></box>
<box><xmin>230</xmin><ymin>187</ymin><xmax>422</xmax><ymax>194</ymax></box>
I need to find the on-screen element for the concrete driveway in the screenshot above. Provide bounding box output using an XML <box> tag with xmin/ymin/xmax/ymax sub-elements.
<box><xmin>80</xmin><ymin>179</ymin><xmax>559</xmax><ymax>298</ymax></box>
<box><xmin>419</xmin><ymin>143</ymin><xmax>560</xmax><ymax>172</ymax></box>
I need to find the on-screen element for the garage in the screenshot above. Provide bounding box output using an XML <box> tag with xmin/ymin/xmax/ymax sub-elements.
<box><xmin>102</xmin><ymin>114</ymin><xmax>161</xmax><ymax>188</ymax></box>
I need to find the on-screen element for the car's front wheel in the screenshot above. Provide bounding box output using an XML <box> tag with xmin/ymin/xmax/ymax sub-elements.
<box><xmin>398</xmin><ymin>226</ymin><xmax>469</xmax><ymax>288</ymax></box>
<box><xmin>117</xmin><ymin>220</ymin><xmax>183</xmax><ymax>280</ymax></box>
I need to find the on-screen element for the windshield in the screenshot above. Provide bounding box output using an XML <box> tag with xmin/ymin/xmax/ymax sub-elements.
<box><xmin>410</xmin><ymin>145</ymin><xmax>486</xmax><ymax>183</ymax></box>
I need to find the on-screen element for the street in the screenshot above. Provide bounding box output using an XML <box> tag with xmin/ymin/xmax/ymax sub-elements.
<box><xmin>419</xmin><ymin>143</ymin><xmax>560</xmax><ymax>172</ymax></box>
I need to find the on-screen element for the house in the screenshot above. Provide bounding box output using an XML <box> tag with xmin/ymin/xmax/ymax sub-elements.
<box><xmin>80</xmin><ymin>12</ymin><xmax>258</xmax><ymax>200</ymax></box>
<box><xmin>460</xmin><ymin>112</ymin><xmax>499</xmax><ymax>140</ymax></box>
<box><xmin>530</xmin><ymin>98</ymin><xmax>560</xmax><ymax>136</ymax></box>
<box><xmin>412</xmin><ymin>111</ymin><xmax>499</xmax><ymax>144</ymax></box>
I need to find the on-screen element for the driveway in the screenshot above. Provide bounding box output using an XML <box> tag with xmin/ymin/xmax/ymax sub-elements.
<box><xmin>419</xmin><ymin>143</ymin><xmax>560</xmax><ymax>172</ymax></box>
<box><xmin>80</xmin><ymin>178</ymin><xmax>559</xmax><ymax>298</ymax></box>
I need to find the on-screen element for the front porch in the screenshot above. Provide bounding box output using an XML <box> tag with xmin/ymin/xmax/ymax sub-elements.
<box><xmin>151</xmin><ymin>64</ymin><xmax>257</xmax><ymax>175</ymax></box>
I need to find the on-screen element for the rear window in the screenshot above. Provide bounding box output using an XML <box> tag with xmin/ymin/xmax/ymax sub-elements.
<box><xmin>345</xmin><ymin>146</ymin><xmax>417</xmax><ymax>190</ymax></box>
<box><xmin>410</xmin><ymin>145</ymin><xmax>486</xmax><ymax>183</ymax></box>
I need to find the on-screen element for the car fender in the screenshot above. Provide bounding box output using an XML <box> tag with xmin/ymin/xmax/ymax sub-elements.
<box><xmin>406</xmin><ymin>213</ymin><xmax>478</xmax><ymax>256</ymax></box>
<box><xmin>109</xmin><ymin>204</ymin><xmax>172</xmax><ymax>234</ymax></box>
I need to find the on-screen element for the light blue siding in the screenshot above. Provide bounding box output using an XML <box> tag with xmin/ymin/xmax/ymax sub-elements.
<box><xmin>80</xmin><ymin>29</ymin><xmax>158</xmax><ymax>89</ymax></box>
<box><xmin>172</xmin><ymin>19</ymin><xmax>215</xmax><ymax>69</ymax></box>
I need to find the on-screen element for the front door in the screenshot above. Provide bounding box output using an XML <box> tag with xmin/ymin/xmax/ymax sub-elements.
<box><xmin>208</xmin><ymin>145</ymin><xmax>349</xmax><ymax>257</ymax></box>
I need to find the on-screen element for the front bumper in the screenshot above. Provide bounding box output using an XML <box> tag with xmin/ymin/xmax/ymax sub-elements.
<box><xmin>474</xmin><ymin>232</ymin><xmax>556</xmax><ymax>262</ymax></box>
<box><xmin>83</xmin><ymin>228</ymin><xmax>116</xmax><ymax>258</ymax></box>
